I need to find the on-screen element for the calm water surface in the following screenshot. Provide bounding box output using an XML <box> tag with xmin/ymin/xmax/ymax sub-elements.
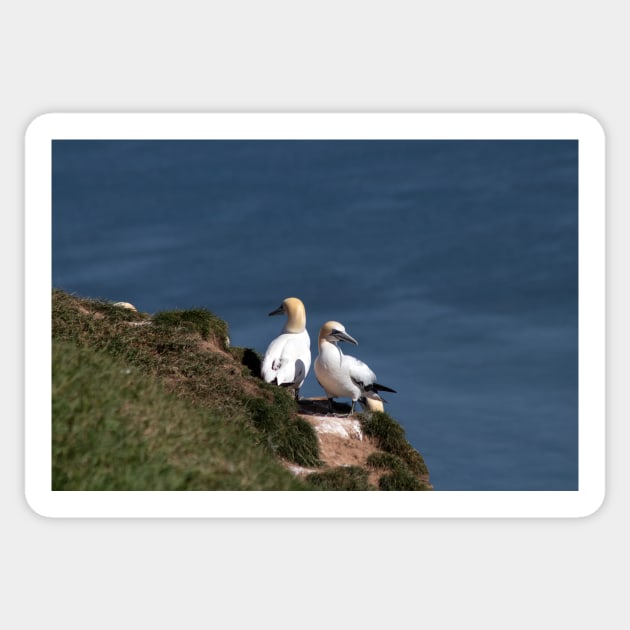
<box><xmin>52</xmin><ymin>139</ymin><xmax>578</xmax><ymax>490</ymax></box>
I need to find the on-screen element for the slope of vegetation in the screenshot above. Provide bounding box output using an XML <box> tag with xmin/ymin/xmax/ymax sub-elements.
<box><xmin>52</xmin><ymin>289</ymin><xmax>430</xmax><ymax>491</ymax></box>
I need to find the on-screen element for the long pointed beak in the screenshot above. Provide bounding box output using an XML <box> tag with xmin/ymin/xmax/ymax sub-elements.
<box><xmin>334</xmin><ymin>330</ymin><xmax>358</xmax><ymax>345</ymax></box>
<box><xmin>268</xmin><ymin>305</ymin><xmax>284</xmax><ymax>316</ymax></box>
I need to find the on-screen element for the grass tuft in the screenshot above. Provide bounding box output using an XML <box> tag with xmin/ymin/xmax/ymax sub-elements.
<box><xmin>246</xmin><ymin>390</ymin><xmax>321</xmax><ymax>468</ymax></box>
<box><xmin>360</xmin><ymin>411</ymin><xmax>429</xmax><ymax>477</ymax></box>
<box><xmin>366</xmin><ymin>452</ymin><xmax>431</xmax><ymax>491</ymax></box>
<box><xmin>306</xmin><ymin>466</ymin><xmax>372</xmax><ymax>491</ymax></box>
<box><xmin>153</xmin><ymin>308</ymin><xmax>229</xmax><ymax>346</ymax></box>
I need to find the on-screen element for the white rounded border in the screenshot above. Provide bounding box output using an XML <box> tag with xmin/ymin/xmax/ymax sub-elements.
<box><xmin>25</xmin><ymin>113</ymin><xmax>605</xmax><ymax>518</ymax></box>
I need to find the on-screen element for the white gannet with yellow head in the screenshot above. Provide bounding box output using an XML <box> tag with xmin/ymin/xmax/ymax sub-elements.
<box><xmin>261</xmin><ymin>297</ymin><xmax>311</xmax><ymax>400</ymax></box>
<box><xmin>314</xmin><ymin>320</ymin><xmax>396</xmax><ymax>415</ymax></box>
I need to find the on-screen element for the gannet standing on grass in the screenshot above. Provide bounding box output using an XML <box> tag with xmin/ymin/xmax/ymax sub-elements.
<box><xmin>261</xmin><ymin>297</ymin><xmax>311</xmax><ymax>400</ymax></box>
<box><xmin>314</xmin><ymin>320</ymin><xmax>396</xmax><ymax>415</ymax></box>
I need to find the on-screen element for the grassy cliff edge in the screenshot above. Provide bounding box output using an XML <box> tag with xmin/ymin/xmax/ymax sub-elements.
<box><xmin>52</xmin><ymin>289</ymin><xmax>431</xmax><ymax>491</ymax></box>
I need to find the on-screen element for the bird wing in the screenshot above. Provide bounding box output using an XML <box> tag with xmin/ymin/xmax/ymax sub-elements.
<box><xmin>346</xmin><ymin>355</ymin><xmax>377</xmax><ymax>390</ymax></box>
<box><xmin>347</xmin><ymin>355</ymin><xmax>396</xmax><ymax>397</ymax></box>
<box><xmin>261</xmin><ymin>332</ymin><xmax>311</xmax><ymax>387</ymax></box>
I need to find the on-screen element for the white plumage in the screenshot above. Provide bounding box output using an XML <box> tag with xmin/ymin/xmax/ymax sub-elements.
<box><xmin>314</xmin><ymin>320</ymin><xmax>396</xmax><ymax>414</ymax></box>
<box><xmin>261</xmin><ymin>297</ymin><xmax>311</xmax><ymax>399</ymax></box>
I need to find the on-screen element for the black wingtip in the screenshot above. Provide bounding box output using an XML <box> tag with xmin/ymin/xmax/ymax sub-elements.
<box><xmin>374</xmin><ymin>383</ymin><xmax>397</xmax><ymax>394</ymax></box>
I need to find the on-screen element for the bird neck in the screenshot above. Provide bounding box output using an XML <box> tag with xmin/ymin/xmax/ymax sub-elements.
<box><xmin>318</xmin><ymin>338</ymin><xmax>344</xmax><ymax>367</ymax></box>
<box><xmin>283</xmin><ymin>308</ymin><xmax>306</xmax><ymax>333</ymax></box>
<box><xmin>319</xmin><ymin>337</ymin><xmax>341</xmax><ymax>353</ymax></box>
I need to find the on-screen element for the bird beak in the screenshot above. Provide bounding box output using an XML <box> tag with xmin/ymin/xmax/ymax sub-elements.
<box><xmin>333</xmin><ymin>330</ymin><xmax>358</xmax><ymax>345</ymax></box>
<box><xmin>268</xmin><ymin>305</ymin><xmax>284</xmax><ymax>316</ymax></box>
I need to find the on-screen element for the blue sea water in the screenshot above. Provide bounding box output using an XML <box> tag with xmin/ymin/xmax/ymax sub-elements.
<box><xmin>52</xmin><ymin>139</ymin><xmax>578</xmax><ymax>491</ymax></box>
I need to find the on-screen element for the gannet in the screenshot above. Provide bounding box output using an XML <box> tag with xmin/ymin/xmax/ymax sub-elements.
<box><xmin>314</xmin><ymin>320</ymin><xmax>396</xmax><ymax>415</ymax></box>
<box><xmin>261</xmin><ymin>297</ymin><xmax>311</xmax><ymax>400</ymax></box>
<box><xmin>359</xmin><ymin>396</ymin><xmax>385</xmax><ymax>413</ymax></box>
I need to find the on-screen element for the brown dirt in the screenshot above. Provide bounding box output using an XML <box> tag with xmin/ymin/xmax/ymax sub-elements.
<box><xmin>291</xmin><ymin>397</ymin><xmax>384</xmax><ymax>488</ymax></box>
<box><xmin>304</xmin><ymin>417</ymin><xmax>383</xmax><ymax>488</ymax></box>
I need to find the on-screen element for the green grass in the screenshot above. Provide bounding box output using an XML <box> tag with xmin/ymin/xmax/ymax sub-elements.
<box><xmin>52</xmin><ymin>289</ymin><xmax>319</xmax><ymax>490</ymax></box>
<box><xmin>306</xmin><ymin>467</ymin><xmax>372</xmax><ymax>491</ymax></box>
<box><xmin>53</xmin><ymin>340</ymin><xmax>309</xmax><ymax>490</ymax></box>
<box><xmin>366</xmin><ymin>452</ymin><xmax>431</xmax><ymax>491</ymax></box>
<box><xmin>246</xmin><ymin>391</ymin><xmax>321</xmax><ymax>467</ymax></box>
<box><xmin>360</xmin><ymin>411</ymin><xmax>430</xmax><ymax>478</ymax></box>
<box><xmin>153</xmin><ymin>308</ymin><xmax>229</xmax><ymax>346</ymax></box>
